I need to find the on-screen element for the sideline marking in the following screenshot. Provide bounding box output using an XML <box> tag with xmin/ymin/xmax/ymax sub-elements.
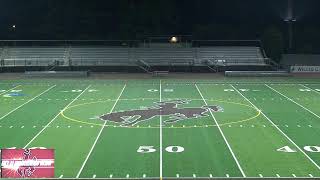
<box><xmin>300</xmin><ymin>84</ymin><xmax>320</xmax><ymax>95</ymax></box>
<box><xmin>231</xmin><ymin>84</ymin><xmax>320</xmax><ymax>171</ymax></box>
<box><xmin>0</xmin><ymin>85</ymin><xmax>22</xmax><ymax>96</ymax></box>
<box><xmin>76</xmin><ymin>84</ymin><xmax>126</xmax><ymax>178</ymax></box>
<box><xmin>159</xmin><ymin>80</ymin><xmax>163</xmax><ymax>180</ymax></box>
<box><xmin>0</xmin><ymin>85</ymin><xmax>56</xmax><ymax>121</ymax></box>
<box><xmin>266</xmin><ymin>84</ymin><xmax>320</xmax><ymax>121</ymax></box>
<box><xmin>195</xmin><ymin>84</ymin><xmax>246</xmax><ymax>177</ymax></box>
<box><xmin>23</xmin><ymin>85</ymin><xmax>91</xmax><ymax>149</ymax></box>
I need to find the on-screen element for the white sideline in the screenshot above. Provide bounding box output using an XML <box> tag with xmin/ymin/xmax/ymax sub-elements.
<box><xmin>266</xmin><ymin>84</ymin><xmax>320</xmax><ymax>120</ymax></box>
<box><xmin>76</xmin><ymin>84</ymin><xmax>126</xmax><ymax>178</ymax></box>
<box><xmin>159</xmin><ymin>80</ymin><xmax>163</xmax><ymax>179</ymax></box>
<box><xmin>230</xmin><ymin>84</ymin><xmax>320</xmax><ymax>171</ymax></box>
<box><xmin>0</xmin><ymin>85</ymin><xmax>21</xmax><ymax>96</ymax></box>
<box><xmin>23</xmin><ymin>85</ymin><xmax>91</xmax><ymax>148</ymax></box>
<box><xmin>195</xmin><ymin>84</ymin><xmax>246</xmax><ymax>177</ymax></box>
<box><xmin>0</xmin><ymin>85</ymin><xmax>56</xmax><ymax>121</ymax></box>
<box><xmin>300</xmin><ymin>84</ymin><xmax>320</xmax><ymax>95</ymax></box>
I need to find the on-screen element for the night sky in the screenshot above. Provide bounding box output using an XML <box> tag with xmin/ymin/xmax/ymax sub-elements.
<box><xmin>0</xmin><ymin>0</ymin><xmax>319</xmax><ymax>42</ymax></box>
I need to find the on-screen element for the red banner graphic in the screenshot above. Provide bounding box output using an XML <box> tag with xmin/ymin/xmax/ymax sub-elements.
<box><xmin>1</xmin><ymin>149</ymin><xmax>54</xmax><ymax>178</ymax></box>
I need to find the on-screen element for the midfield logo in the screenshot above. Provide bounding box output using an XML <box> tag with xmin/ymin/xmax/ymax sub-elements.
<box><xmin>100</xmin><ymin>100</ymin><xmax>223</xmax><ymax>126</ymax></box>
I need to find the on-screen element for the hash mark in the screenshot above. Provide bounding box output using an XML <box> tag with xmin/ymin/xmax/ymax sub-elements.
<box><xmin>292</xmin><ymin>174</ymin><xmax>296</xmax><ymax>177</ymax></box>
<box><xmin>308</xmin><ymin>125</ymin><xmax>313</xmax><ymax>127</ymax></box>
<box><xmin>126</xmin><ymin>174</ymin><xmax>129</xmax><ymax>178</ymax></box>
<box><xmin>92</xmin><ymin>174</ymin><xmax>96</xmax><ymax>178</ymax></box>
<box><xmin>193</xmin><ymin>174</ymin><xmax>196</xmax><ymax>178</ymax></box>
<box><xmin>226</xmin><ymin>174</ymin><xmax>229</xmax><ymax>177</ymax></box>
<box><xmin>309</xmin><ymin>174</ymin><xmax>313</xmax><ymax>177</ymax></box>
<box><xmin>276</xmin><ymin>174</ymin><xmax>280</xmax><ymax>177</ymax></box>
<box><xmin>109</xmin><ymin>174</ymin><xmax>113</xmax><ymax>178</ymax></box>
<box><xmin>59</xmin><ymin>175</ymin><xmax>63</xmax><ymax>178</ymax></box>
<box><xmin>209</xmin><ymin>174</ymin><xmax>213</xmax><ymax>178</ymax></box>
<box><xmin>10</xmin><ymin>126</ymin><xmax>13</xmax><ymax>128</ymax></box>
<box><xmin>176</xmin><ymin>174</ymin><xmax>179</xmax><ymax>177</ymax></box>
<box><xmin>259</xmin><ymin>174</ymin><xmax>263</xmax><ymax>177</ymax></box>
<box><xmin>21</xmin><ymin>126</ymin><xmax>24</xmax><ymax>128</ymax></box>
<box><xmin>143</xmin><ymin>174</ymin><xmax>146</xmax><ymax>178</ymax></box>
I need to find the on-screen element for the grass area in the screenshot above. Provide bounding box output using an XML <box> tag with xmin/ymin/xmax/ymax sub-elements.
<box><xmin>0</xmin><ymin>78</ymin><xmax>320</xmax><ymax>178</ymax></box>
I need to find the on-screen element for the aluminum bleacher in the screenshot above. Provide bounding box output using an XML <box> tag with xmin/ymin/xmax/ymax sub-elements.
<box><xmin>197</xmin><ymin>46</ymin><xmax>266</xmax><ymax>66</ymax></box>
<box><xmin>3</xmin><ymin>47</ymin><xmax>67</xmax><ymax>66</ymax></box>
<box><xmin>0</xmin><ymin>45</ymin><xmax>268</xmax><ymax>68</ymax></box>
<box><xmin>70</xmin><ymin>47</ymin><xmax>131</xmax><ymax>66</ymax></box>
<box><xmin>134</xmin><ymin>48</ymin><xmax>194</xmax><ymax>66</ymax></box>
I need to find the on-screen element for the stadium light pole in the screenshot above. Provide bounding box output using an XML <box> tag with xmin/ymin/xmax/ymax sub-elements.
<box><xmin>284</xmin><ymin>0</ymin><xmax>296</xmax><ymax>52</ymax></box>
<box><xmin>12</xmin><ymin>25</ymin><xmax>17</xmax><ymax>46</ymax></box>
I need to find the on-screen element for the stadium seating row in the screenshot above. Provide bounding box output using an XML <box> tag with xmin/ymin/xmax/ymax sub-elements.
<box><xmin>0</xmin><ymin>46</ymin><xmax>267</xmax><ymax>67</ymax></box>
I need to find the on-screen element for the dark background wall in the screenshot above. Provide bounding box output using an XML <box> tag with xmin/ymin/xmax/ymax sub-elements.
<box><xmin>0</xmin><ymin>0</ymin><xmax>320</xmax><ymax>57</ymax></box>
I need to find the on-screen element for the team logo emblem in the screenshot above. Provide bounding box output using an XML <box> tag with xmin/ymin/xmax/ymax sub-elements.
<box><xmin>99</xmin><ymin>100</ymin><xmax>223</xmax><ymax>126</ymax></box>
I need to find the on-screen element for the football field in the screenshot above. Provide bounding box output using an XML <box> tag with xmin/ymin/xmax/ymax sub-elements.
<box><xmin>0</xmin><ymin>78</ymin><xmax>320</xmax><ymax>179</ymax></box>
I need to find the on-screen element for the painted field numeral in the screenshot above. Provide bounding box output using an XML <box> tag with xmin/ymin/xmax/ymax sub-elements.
<box><xmin>277</xmin><ymin>146</ymin><xmax>296</xmax><ymax>153</ymax></box>
<box><xmin>137</xmin><ymin>146</ymin><xmax>157</xmax><ymax>153</ymax></box>
<box><xmin>277</xmin><ymin>146</ymin><xmax>320</xmax><ymax>153</ymax></box>
<box><xmin>137</xmin><ymin>145</ymin><xmax>184</xmax><ymax>153</ymax></box>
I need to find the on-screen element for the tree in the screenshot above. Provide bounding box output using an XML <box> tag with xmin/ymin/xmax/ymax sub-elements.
<box><xmin>262</xmin><ymin>26</ymin><xmax>284</xmax><ymax>62</ymax></box>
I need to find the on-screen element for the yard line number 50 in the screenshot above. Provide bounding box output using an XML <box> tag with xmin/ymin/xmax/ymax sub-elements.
<box><xmin>137</xmin><ymin>146</ymin><xmax>184</xmax><ymax>153</ymax></box>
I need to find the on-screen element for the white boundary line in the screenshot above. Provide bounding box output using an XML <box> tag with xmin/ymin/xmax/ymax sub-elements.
<box><xmin>76</xmin><ymin>84</ymin><xmax>127</xmax><ymax>178</ymax></box>
<box><xmin>300</xmin><ymin>84</ymin><xmax>320</xmax><ymax>95</ymax></box>
<box><xmin>266</xmin><ymin>84</ymin><xmax>320</xmax><ymax>120</ymax></box>
<box><xmin>159</xmin><ymin>80</ymin><xmax>163</xmax><ymax>180</ymax></box>
<box><xmin>195</xmin><ymin>84</ymin><xmax>246</xmax><ymax>177</ymax></box>
<box><xmin>230</xmin><ymin>84</ymin><xmax>320</xmax><ymax>171</ymax></box>
<box><xmin>23</xmin><ymin>85</ymin><xmax>91</xmax><ymax>148</ymax></box>
<box><xmin>0</xmin><ymin>85</ymin><xmax>21</xmax><ymax>96</ymax></box>
<box><xmin>0</xmin><ymin>85</ymin><xmax>56</xmax><ymax>121</ymax></box>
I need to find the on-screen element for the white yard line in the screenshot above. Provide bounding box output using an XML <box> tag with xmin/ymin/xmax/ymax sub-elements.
<box><xmin>23</xmin><ymin>85</ymin><xmax>91</xmax><ymax>148</ymax></box>
<box><xmin>230</xmin><ymin>84</ymin><xmax>320</xmax><ymax>171</ymax></box>
<box><xmin>266</xmin><ymin>84</ymin><xmax>320</xmax><ymax>120</ymax></box>
<box><xmin>0</xmin><ymin>85</ymin><xmax>22</xmax><ymax>96</ymax></box>
<box><xmin>159</xmin><ymin>80</ymin><xmax>163</xmax><ymax>180</ymax></box>
<box><xmin>0</xmin><ymin>85</ymin><xmax>56</xmax><ymax>121</ymax></box>
<box><xmin>299</xmin><ymin>84</ymin><xmax>320</xmax><ymax>95</ymax></box>
<box><xmin>195</xmin><ymin>84</ymin><xmax>246</xmax><ymax>177</ymax></box>
<box><xmin>76</xmin><ymin>84</ymin><xmax>126</xmax><ymax>178</ymax></box>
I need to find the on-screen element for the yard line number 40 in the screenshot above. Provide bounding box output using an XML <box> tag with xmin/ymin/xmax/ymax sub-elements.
<box><xmin>137</xmin><ymin>146</ymin><xmax>184</xmax><ymax>153</ymax></box>
<box><xmin>277</xmin><ymin>146</ymin><xmax>320</xmax><ymax>153</ymax></box>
